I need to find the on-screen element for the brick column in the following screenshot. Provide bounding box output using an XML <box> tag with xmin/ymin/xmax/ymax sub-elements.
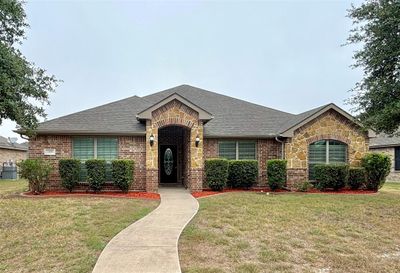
<box><xmin>189</xmin><ymin>121</ymin><xmax>204</xmax><ymax>192</ymax></box>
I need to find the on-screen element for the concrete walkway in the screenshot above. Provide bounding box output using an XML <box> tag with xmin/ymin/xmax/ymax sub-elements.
<box><xmin>92</xmin><ymin>187</ymin><xmax>199</xmax><ymax>273</ymax></box>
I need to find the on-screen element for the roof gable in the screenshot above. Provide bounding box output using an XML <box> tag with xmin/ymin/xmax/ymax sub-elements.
<box><xmin>136</xmin><ymin>93</ymin><xmax>213</xmax><ymax>121</ymax></box>
<box><xmin>280</xmin><ymin>103</ymin><xmax>375</xmax><ymax>137</ymax></box>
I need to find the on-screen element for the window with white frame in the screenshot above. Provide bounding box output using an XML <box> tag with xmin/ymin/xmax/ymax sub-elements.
<box><xmin>219</xmin><ymin>141</ymin><xmax>256</xmax><ymax>160</ymax></box>
<box><xmin>308</xmin><ymin>139</ymin><xmax>347</xmax><ymax>180</ymax></box>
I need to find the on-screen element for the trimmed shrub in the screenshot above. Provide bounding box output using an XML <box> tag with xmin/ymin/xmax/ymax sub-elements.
<box><xmin>228</xmin><ymin>160</ymin><xmax>258</xmax><ymax>189</ymax></box>
<box><xmin>18</xmin><ymin>159</ymin><xmax>53</xmax><ymax>194</ymax></box>
<box><xmin>59</xmin><ymin>159</ymin><xmax>81</xmax><ymax>192</ymax></box>
<box><xmin>348</xmin><ymin>167</ymin><xmax>366</xmax><ymax>190</ymax></box>
<box><xmin>266</xmin><ymin>159</ymin><xmax>287</xmax><ymax>190</ymax></box>
<box><xmin>294</xmin><ymin>181</ymin><xmax>312</xmax><ymax>192</ymax></box>
<box><xmin>205</xmin><ymin>158</ymin><xmax>229</xmax><ymax>191</ymax></box>
<box><xmin>314</xmin><ymin>164</ymin><xmax>349</xmax><ymax>191</ymax></box>
<box><xmin>361</xmin><ymin>153</ymin><xmax>391</xmax><ymax>191</ymax></box>
<box><xmin>112</xmin><ymin>160</ymin><xmax>135</xmax><ymax>193</ymax></box>
<box><xmin>85</xmin><ymin>159</ymin><xmax>106</xmax><ymax>192</ymax></box>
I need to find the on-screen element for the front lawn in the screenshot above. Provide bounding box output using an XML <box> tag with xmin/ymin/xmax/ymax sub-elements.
<box><xmin>0</xmin><ymin>180</ymin><xmax>159</xmax><ymax>273</ymax></box>
<box><xmin>179</xmin><ymin>183</ymin><xmax>400</xmax><ymax>273</ymax></box>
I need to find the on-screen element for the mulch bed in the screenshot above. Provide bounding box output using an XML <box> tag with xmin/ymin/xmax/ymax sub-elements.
<box><xmin>192</xmin><ymin>188</ymin><xmax>376</xmax><ymax>198</ymax></box>
<box><xmin>22</xmin><ymin>191</ymin><xmax>160</xmax><ymax>200</ymax></box>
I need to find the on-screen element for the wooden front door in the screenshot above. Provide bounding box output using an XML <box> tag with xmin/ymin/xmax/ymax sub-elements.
<box><xmin>160</xmin><ymin>145</ymin><xmax>177</xmax><ymax>183</ymax></box>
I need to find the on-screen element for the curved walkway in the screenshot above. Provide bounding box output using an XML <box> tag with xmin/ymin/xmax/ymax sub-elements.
<box><xmin>92</xmin><ymin>187</ymin><xmax>199</xmax><ymax>273</ymax></box>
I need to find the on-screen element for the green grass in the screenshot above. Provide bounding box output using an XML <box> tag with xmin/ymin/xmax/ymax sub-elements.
<box><xmin>0</xmin><ymin>179</ymin><xmax>159</xmax><ymax>273</ymax></box>
<box><xmin>0</xmin><ymin>179</ymin><xmax>28</xmax><ymax>197</ymax></box>
<box><xmin>179</xmin><ymin>183</ymin><xmax>400</xmax><ymax>273</ymax></box>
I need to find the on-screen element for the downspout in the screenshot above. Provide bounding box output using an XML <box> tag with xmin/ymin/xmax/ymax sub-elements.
<box><xmin>275</xmin><ymin>136</ymin><xmax>285</xmax><ymax>159</ymax></box>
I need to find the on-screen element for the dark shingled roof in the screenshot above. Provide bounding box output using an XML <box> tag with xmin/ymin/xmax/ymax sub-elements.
<box><xmin>0</xmin><ymin>136</ymin><xmax>28</xmax><ymax>151</ymax></box>
<box><xmin>370</xmin><ymin>135</ymin><xmax>400</xmax><ymax>148</ymax></box>
<box><xmin>32</xmin><ymin>85</ymin><xmax>344</xmax><ymax>138</ymax></box>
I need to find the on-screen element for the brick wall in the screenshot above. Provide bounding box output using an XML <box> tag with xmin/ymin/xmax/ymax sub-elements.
<box><xmin>0</xmin><ymin>148</ymin><xmax>27</xmax><ymax>164</ymax></box>
<box><xmin>29</xmin><ymin>135</ymin><xmax>72</xmax><ymax>190</ymax></box>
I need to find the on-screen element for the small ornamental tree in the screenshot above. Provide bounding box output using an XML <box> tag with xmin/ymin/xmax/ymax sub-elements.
<box><xmin>85</xmin><ymin>159</ymin><xmax>106</xmax><ymax>192</ymax></box>
<box><xmin>205</xmin><ymin>158</ymin><xmax>229</xmax><ymax>191</ymax></box>
<box><xmin>59</xmin><ymin>159</ymin><xmax>80</xmax><ymax>192</ymax></box>
<box><xmin>267</xmin><ymin>159</ymin><xmax>287</xmax><ymax>191</ymax></box>
<box><xmin>18</xmin><ymin>158</ymin><xmax>52</xmax><ymax>194</ymax></box>
<box><xmin>361</xmin><ymin>153</ymin><xmax>391</xmax><ymax>191</ymax></box>
<box><xmin>228</xmin><ymin>160</ymin><xmax>258</xmax><ymax>189</ymax></box>
<box><xmin>112</xmin><ymin>160</ymin><xmax>135</xmax><ymax>193</ymax></box>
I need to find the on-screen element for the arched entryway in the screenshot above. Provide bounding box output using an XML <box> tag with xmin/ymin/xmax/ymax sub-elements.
<box><xmin>158</xmin><ymin>126</ymin><xmax>191</xmax><ymax>187</ymax></box>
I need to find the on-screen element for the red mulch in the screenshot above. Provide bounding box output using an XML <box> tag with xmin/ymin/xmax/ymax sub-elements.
<box><xmin>192</xmin><ymin>188</ymin><xmax>376</xmax><ymax>198</ymax></box>
<box><xmin>23</xmin><ymin>191</ymin><xmax>160</xmax><ymax>200</ymax></box>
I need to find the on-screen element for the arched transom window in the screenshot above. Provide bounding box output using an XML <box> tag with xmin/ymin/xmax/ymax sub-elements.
<box><xmin>308</xmin><ymin>139</ymin><xmax>348</xmax><ymax>180</ymax></box>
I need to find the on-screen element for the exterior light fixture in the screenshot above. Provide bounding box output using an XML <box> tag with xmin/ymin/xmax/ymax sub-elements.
<box><xmin>195</xmin><ymin>135</ymin><xmax>200</xmax><ymax>147</ymax></box>
<box><xmin>149</xmin><ymin>134</ymin><xmax>155</xmax><ymax>146</ymax></box>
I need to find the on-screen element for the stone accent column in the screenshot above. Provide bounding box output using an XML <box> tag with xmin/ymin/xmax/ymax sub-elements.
<box><xmin>145</xmin><ymin>120</ymin><xmax>159</xmax><ymax>192</ymax></box>
<box><xmin>189</xmin><ymin>121</ymin><xmax>204</xmax><ymax>192</ymax></box>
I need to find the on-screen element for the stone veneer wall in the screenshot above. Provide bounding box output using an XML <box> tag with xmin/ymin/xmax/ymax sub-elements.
<box><xmin>29</xmin><ymin>135</ymin><xmax>147</xmax><ymax>191</ymax></box>
<box><xmin>369</xmin><ymin>147</ymin><xmax>400</xmax><ymax>182</ymax></box>
<box><xmin>285</xmin><ymin>109</ymin><xmax>369</xmax><ymax>186</ymax></box>
<box><xmin>145</xmin><ymin>99</ymin><xmax>204</xmax><ymax>192</ymax></box>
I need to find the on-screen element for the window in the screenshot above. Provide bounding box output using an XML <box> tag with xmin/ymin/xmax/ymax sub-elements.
<box><xmin>219</xmin><ymin>141</ymin><xmax>256</xmax><ymax>160</ymax></box>
<box><xmin>308</xmin><ymin>140</ymin><xmax>347</xmax><ymax>180</ymax></box>
<box><xmin>73</xmin><ymin>137</ymin><xmax>118</xmax><ymax>181</ymax></box>
<box><xmin>395</xmin><ymin>147</ymin><xmax>400</xmax><ymax>171</ymax></box>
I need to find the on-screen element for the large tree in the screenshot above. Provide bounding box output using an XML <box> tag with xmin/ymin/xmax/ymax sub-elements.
<box><xmin>0</xmin><ymin>0</ymin><xmax>58</xmax><ymax>137</ymax></box>
<box><xmin>347</xmin><ymin>0</ymin><xmax>400</xmax><ymax>135</ymax></box>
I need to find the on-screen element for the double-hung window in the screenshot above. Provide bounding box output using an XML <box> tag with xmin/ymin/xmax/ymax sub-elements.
<box><xmin>219</xmin><ymin>141</ymin><xmax>256</xmax><ymax>160</ymax></box>
<box><xmin>73</xmin><ymin>137</ymin><xmax>118</xmax><ymax>181</ymax></box>
<box><xmin>308</xmin><ymin>139</ymin><xmax>347</xmax><ymax>180</ymax></box>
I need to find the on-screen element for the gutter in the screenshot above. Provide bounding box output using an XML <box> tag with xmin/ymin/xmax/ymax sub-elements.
<box><xmin>275</xmin><ymin>136</ymin><xmax>285</xmax><ymax>159</ymax></box>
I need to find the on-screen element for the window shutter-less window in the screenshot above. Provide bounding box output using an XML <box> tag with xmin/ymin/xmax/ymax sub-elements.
<box><xmin>328</xmin><ymin>140</ymin><xmax>347</xmax><ymax>163</ymax></box>
<box><xmin>308</xmin><ymin>140</ymin><xmax>327</xmax><ymax>180</ymax></box>
<box><xmin>73</xmin><ymin>138</ymin><xmax>94</xmax><ymax>160</ymax></box>
<box><xmin>238</xmin><ymin>141</ymin><xmax>256</xmax><ymax>159</ymax></box>
<box><xmin>395</xmin><ymin>147</ymin><xmax>400</xmax><ymax>171</ymax></box>
<box><xmin>97</xmin><ymin>138</ymin><xmax>118</xmax><ymax>161</ymax></box>
<box><xmin>219</xmin><ymin>141</ymin><xmax>236</xmax><ymax>160</ymax></box>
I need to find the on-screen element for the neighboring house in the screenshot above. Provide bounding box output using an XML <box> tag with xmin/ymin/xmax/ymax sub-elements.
<box><xmin>369</xmin><ymin>135</ymin><xmax>400</xmax><ymax>182</ymax></box>
<box><xmin>18</xmin><ymin>85</ymin><xmax>373</xmax><ymax>192</ymax></box>
<box><xmin>0</xmin><ymin>136</ymin><xmax>28</xmax><ymax>165</ymax></box>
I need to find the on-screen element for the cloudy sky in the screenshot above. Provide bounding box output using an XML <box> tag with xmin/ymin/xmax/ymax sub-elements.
<box><xmin>1</xmin><ymin>0</ymin><xmax>363</xmax><ymax>141</ymax></box>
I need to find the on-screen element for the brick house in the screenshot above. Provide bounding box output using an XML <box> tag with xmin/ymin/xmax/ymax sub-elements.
<box><xmin>369</xmin><ymin>135</ymin><xmax>400</xmax><ymax>182</ymax></box>
<box><xmin>20</xmin><ymin>85</ymin><xmax>373</xmax><ymax>192</ymax></box>
<box><xmin>0</xmin><ymin>136</ymin><xmax>28</xmax><ymax>165</ymax></box>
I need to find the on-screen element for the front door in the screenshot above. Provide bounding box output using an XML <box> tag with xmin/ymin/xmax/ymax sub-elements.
<box><xmin>160</xmin><ymin>145</ymin><xmax>177</xmax><ymax>183</ymax></box>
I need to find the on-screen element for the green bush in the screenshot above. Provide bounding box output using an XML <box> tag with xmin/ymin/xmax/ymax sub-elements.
<box><xmin>348</xmin><ymin>167</ymin><xmax>366</xmax><ymax>190</ymax></box>
<box><xmin>294</xmin><ymin>181</ymin><xmax>312</xmax><ymax>192</ymax></box>
<box><xmin>205</xmin><ymin>158</ymin><xmax>229</xmax><ymax>191</ymax></box>
<box><xmin>85</xmin><ymin>159</ymin><xmax>106</xmax><ymax>192</ymax></box>
<box><xmin>59</xmin><ymin>159</ymin><xmax>81</xmax><ymax>192</ymax></box>
<box><xmin>314</xmin><ymin>164</ymin><xmax>349</xmax><ymax>191</ymax></box>
<box><xmin>266</xmin><ymin>159</ymin><xmax>287</xmax><ymax>190</ymax></box>
<box><xmin>228</xmin><ymin>160</ymin><xmax>258</xmax><ymax>189</ymax></box>
<box><xmin>361</xmin><ymin>153</ymin><xmax>391</xmax><ymax>191</ymax></box>
<box><xmin>18</xmin><ymin>159</ymin><xmax>53</xmax><ymax>194</ymax></box>
<box><xmin>112</xmin><ymin>160</ymin><xmax>135</xmax><ymax>193</ymax></box>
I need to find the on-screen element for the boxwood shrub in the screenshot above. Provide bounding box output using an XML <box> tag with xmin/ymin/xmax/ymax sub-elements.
<box><xmin>112</xmin><ymin>160</ymin><xmax>135</xmax><ymax>193</ymax></box>
<box><xmin>205</xmin><ymin>158</ymin><xmax>229</xmax><ymax>191</ymax></box>
<box><xmin>314</xmin><ymin>164</ymin><xmax>349</xmax><ymax>191</ymax></box>
<box><xmin>266</xmin><ymin>159</ymin><xmax>287</xmax><ymax>190</ymax></box>
<box><xmin>85</xmin><ymin>159</ymin><xmax>106</xmax><ymax>192</ymax></box>
<box><xmin>228</xmin><ymin>160</ymin><xmax>258</xmax><ymax>189</ymax></box>
<box><xmin>361</xmin><ymin>153</ymin><xmax>391</xmax><ymax>191</ymax></box>
<box><xmin>59</xmin><ymin>159</ymin><xmax>81</xmax><ymax>192</ymax></box>
<box><xmin>348</xmin><ymin>167</ymin><xmax>366</xmax><ymax>190</ymax></box>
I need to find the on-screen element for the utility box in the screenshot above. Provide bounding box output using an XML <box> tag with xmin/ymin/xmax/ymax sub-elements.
<box><xmin>1</xmin><ymin>166</ymin><xmax>17</xmax><ymax>179</ymax></box>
